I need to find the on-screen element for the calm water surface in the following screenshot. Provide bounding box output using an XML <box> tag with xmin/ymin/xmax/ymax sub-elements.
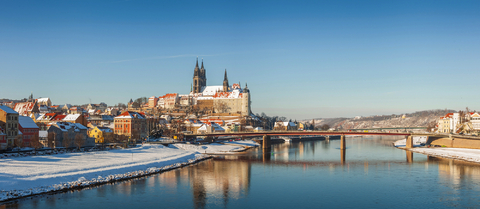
<box><xmin>3</xmin><ymin>136</ymin><xmax>480</xmax><ymax>208</ymax></box>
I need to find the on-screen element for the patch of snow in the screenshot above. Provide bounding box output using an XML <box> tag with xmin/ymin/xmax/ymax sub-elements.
<box><xmin>172</xmin><ymin>143</ymin><xmax>245</xmax><ymax>154</ymax></box>
<box><xmin>0</xmin><ymin>144</ymin><xmax>209</xmax><ymax>202</ymax></box>
<box><xmin>410</xmin><ymin>147</ymin><xmax>480</xmax><ymax>163</ymax></box>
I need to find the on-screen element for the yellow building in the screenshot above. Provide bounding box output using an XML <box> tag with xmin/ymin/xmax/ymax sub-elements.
<box><xmin>437</xmin><ymin>113</ymin><xmax>453</xmax><ymax>133</ymax></box>
<box><xmin>89</xmin><ymin>126</ymin><xmax>113</xmax><ymax>143</ymax></box>
<box><xmin>298</xmin><ymin>123</ymin><xmax>309</xmax><ymax>130</ymax></box>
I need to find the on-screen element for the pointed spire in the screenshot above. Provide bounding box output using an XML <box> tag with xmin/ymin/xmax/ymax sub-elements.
<box><xmin>224</xmin><ymin>69</ymin><xmax>228</xmax><ymax>81</ymax></box>
<box><xmin>196</xmin><ymin>57</ymin><xmax>199</xmax><ymax>68</ymax></box>
<box><xmin>201</xmin><ymin>58</ymin><xmax>204</xmax><ymax>69</ymax></box>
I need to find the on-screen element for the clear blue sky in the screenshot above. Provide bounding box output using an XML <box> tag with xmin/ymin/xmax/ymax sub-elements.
<box><xmin>1</xmin><ymin>0</ymin><xmax>479</xmax><ymax>120</ymax></box>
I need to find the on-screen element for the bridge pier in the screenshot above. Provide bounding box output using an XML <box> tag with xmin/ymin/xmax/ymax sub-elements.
<box><xmin>340</xmin><ymin>135</ymin><xmax>346</xmax><ymax>149</ymax></box>
<box><xmin>325</xmin><ymin>135</ymin><xmax>330</xmax><ymax>143</ymax></box>
<box><xmin>340</xmin><ymin>149</ymin><xmax>346</xmax><ymax>164</ymax></box>
<box><xmin>405</xmin><ymin>135</ymin><xmax>413</xmax><ymax>148</ymax></box>
<box><xmin>263</xmin><ymin>135</ymin><xmax>271</xmax><ymax>150</ymax></box>
<box><xmin>406</xmin><ymin>150</ymin><xmax>413</xmax><ymax>163</ymax></box>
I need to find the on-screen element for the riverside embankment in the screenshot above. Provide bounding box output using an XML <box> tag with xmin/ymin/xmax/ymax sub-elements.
<box><xmin>0</xmin><ymin>141</ymin><xmax>258</xmax><ymax>202</ymax></box>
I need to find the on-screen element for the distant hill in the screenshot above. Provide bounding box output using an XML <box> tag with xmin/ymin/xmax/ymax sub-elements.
<box><xmin>303</xmin><ymin>109</ymin><xmax>456</xmax><ymax>130</ymax></box>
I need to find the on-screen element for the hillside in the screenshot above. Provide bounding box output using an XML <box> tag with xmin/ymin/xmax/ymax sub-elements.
<box><xmin>306</xmin><ymin>109</ymin><xmax>455</xmax><ymax>130</ymax></box>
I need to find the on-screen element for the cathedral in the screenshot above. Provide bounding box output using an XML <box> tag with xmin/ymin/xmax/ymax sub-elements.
<box><xmin>192</xmin><ymin>58</ymin><xmax>207</xmax><ymax>94</ymax></box>
<box><xmin>190</xmin><ymin>58</ymin><xmax>251</xmax><ymax>116</ymax></box>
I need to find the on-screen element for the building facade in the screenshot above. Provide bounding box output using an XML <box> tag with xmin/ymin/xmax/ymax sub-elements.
<box><xmin>18</xmin><ymin>116</ymin><xmax>39</xmax><ymax>147</ymax></box>
<box><xmin>0</xmin><ymin>106</ymin><xmax>19</xmax><ymax>149</ymax></box>
<box><xmin>114</xmin><ymin>111</ymin><xmax>147</xmax><ymax>140</ymax></box>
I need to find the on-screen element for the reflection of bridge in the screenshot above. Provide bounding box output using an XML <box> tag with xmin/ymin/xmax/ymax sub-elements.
<box><xmin>186</xmin><ymin>130</ymin><xmax>480</xmax><ymax>150</ymax></box>
<box><xmin>186</xmin><ymin>131</ymin><xmax>445</xmax><ymax>149</ymax></box>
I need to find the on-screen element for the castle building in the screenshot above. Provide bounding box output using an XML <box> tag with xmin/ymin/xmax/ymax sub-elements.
<box><xmin>149</xmin><ymin>59</ymin><xmax>252</xmax><ymax>116</ymax></box>
<box><xmin>190</xmin><ymin>59</ymin><xmax>251</xmax><ymax>116</ymax></box>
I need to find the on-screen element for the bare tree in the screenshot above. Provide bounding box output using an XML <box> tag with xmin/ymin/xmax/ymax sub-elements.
<box><xmin>74</xmin><ymin>134</ymin><xmax>85</xmax><ymax>149</ymax></box>
<box><xmin>321</xmin><ymin>124</ymin><xmax>330</xmax><ymax>131</ymax></box>
<box><xmin>274</xmin><ymin>122</ymin><xmax>285</xmax><ymax>131</ymax></box>
<box><xmin>30</xmin><ymin>134</ymin><xmax>43</xmax><ymax>149</ymax></box>
<box><xmin>47</xmin><ymin>132</ymin><xmax>56</xmax><ymax>148</ymax></box>
<box><xmin>14</xmin><ymin>135</ymin><xmax>23</xmax><ymax>148</ymax></box>
<box><xmin>216</xmin><ymin>101</ymin><xmax>230</xmax><ymax>113</ymax></box>
<box><xmin>63</xmin><ymin>132</ymin><xmax>71</xmax><ymax>148</ymax></box>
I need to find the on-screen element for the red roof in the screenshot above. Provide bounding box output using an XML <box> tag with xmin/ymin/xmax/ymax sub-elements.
<box><xmin>213</xmin><ymin>92</ymin><xmax>243</xmax><ymax>98</ymax></box>
<box><xmin>52</xmin><ymin>115</ymin><xmax>66</xmax><ymax>121</ymax></box>
<box><xmin>116</xmin><ymin>111</ymin><xmax>146</xmax><ymax>119</ymax></box>
<box><xmin>159</xmin><ymin>93</ymin><xmax>178</xmax><ymax>99</ymax></box>
<box><xmin>13</xmin><ymin>102</ymin><xmax>36</xmax><ymax>115</ymax></box>
<box><xmin>199</xmin><ymin>119</ymin><xmax>225</xmax><ymax>126</ymax></box>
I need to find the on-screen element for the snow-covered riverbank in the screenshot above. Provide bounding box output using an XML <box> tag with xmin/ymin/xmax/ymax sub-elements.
<box><xmin>169</xmin><ymin>140</ymin><xmax>259</xmax><ymax>154</ymax></box>
<box><xmin>0</xmin><ymin>144</ymin><xmax>209</xmax><ymax>202</ymax></box>
<box><xmin>409</xmin><ymin>147</ymin><xmax>480</xmax><ymax>163</ymax></box>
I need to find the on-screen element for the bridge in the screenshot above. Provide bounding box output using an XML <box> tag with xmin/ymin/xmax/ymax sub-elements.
<box><xmin>185</xmin><ymin>130</ymin><xmax>479</xmax><ymax>150</ymax></box>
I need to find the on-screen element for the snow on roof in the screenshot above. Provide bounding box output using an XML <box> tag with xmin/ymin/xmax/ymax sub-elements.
<box><xmin>232</xmin><ymin>83</ymin><xmax>241</xmax><ymax>89</ymax></box>
<box><xmin>275</xmin><ymin>122</ymin><xmax>296</xmax><ymax>127</ymax></box>
<box><xmin>37</xmin><ymin>113</ymin><xmax>57</xmax><ymax>121</ymax></box>
<box><xmin>98</xmin><ymin>127</ymin><xmax>113</xmax><ymax>133</ymax></box>
<box><xmin>197</xmin><ymin>122</ymin><xmax>225</xmax><ymax>132</ymax></box>
<box><xmin>37</xmin><ymin>98</ymin><xmax>50</xmax><ymax>102</ymax></box>
<box><xmin>184</xmin><ymin>119</ymin><xmax>203</xmax><ymax>124</ymax></box>
<box><xmin>0</xmin><ymin>105</ymin><xmax>18</xmax><ymax>114</ymax></box>
<box><xmin>54</xmin><ymin>122</ymin><xmax>87</xmax><ymax>132</ymax></box>
<box><xmin>199</xmin><ymin>119</ymin><xmax>224</xmax><ymax>125</ymax></box>
<box><xmin>18</xmin><ymin>116</ymin><xmax>39</xmax><ymax>129</ymax></box>
<box><xmin>14</xmin><ymin>102</ymin><xmax>36</xmax><ymax>116</ymax></box>
<box><xmin>213</xmin><ymin>90</ymin><xmax>242</xmax><ymax>99</ymax></box>
<box><xmin>52</xmin><ymin>115</ymin><xmax>66</xmax><ymax>121</ymax></box>
<box><xmin>39</xmin><ymin>105</ymin><xmax>49</xmax><ymax>112</ymax></box>
<box><xmin>202</xmin><ymin>86</ymin><xmax>224</xmax><ymax>96</ymax></box>
<box><xmin>114</xmin><ymin>111</ymin><xmax>146</xmax><ymax>119</ymax></box>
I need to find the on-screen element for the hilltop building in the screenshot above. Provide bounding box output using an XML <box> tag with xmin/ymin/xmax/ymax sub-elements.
<box><xmin>191</xmin><ymin>60</ymin><xmax>251</xmax><ymax>116</ymax></box>
<box><xmin>148</xmin><ymin>58</ymin><xmax>251</xmax><ymax>116</ymax></box>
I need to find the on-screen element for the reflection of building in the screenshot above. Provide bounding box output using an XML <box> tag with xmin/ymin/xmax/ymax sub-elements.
<box><xmin>434</xmin><ymin>157</ymin><xmax>480</xmax><ymax>187</ymax></box>
<box><xmin>154</xmin><ymin>159</ymin><xmax>251</xmax><ymax>208</ymax></box>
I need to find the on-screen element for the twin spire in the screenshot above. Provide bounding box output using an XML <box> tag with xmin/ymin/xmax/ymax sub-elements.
<box><xmin>195</xmin><ymin>57</ymin><xmax>205</xmax><ymax>69</ymax></box>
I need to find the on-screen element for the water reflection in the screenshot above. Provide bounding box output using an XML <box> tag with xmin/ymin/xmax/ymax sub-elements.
<box><xmin>340</xmin><ymin>149</ymin><xmax>346</xmax><ymax>165</ymax></box>
<box><xmin>406</xmin><ymin>150</ymin><xmax>413</xmax><ymax>163</ymax></box>
<box><xmin>151</xmin><ymin>158</ymin><xmax>251</xmax><ymax>209</ymax></box>
<box><xmin>6</xmin><ymin>137</ymin><xmax>480</xmax><ymax>209</ymax></box>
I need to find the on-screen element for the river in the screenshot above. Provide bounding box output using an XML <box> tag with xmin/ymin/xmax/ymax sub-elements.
<box><xmin>3</xmin><ymin>136</ymin><xmax>480</xmax><ymax>208</ymax></box>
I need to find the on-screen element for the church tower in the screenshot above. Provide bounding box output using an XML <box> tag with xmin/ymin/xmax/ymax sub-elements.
<box><xmin>193</xmin><ymin>58</ymin><xmax>207</xmax><ymax>94</ymax></box>
<box><xmin>200</xmin><ymin>59</ymin><xmax>206</xmax><ymax>87</ymax></box>
<box><xmin>223</xmin><ymin>69</ymin><xmax>229</xmax><ymax>92</ymax></box>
